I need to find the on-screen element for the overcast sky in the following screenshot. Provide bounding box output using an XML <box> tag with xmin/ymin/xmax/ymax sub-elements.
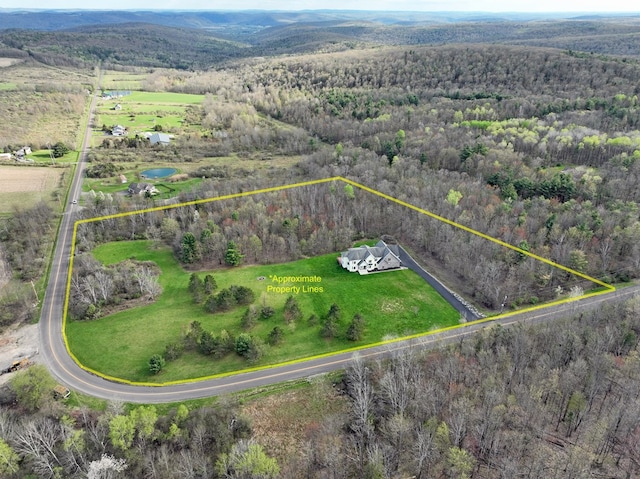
<box><xmin>1</xmin><ymin>0</ymin><xmax>638</xmax><ymax>12</ymax></box>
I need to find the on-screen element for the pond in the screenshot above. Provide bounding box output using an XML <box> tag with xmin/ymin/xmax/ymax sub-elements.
<box><xmin>140</xmin><ymin>168</ymin><xmax>177</xmax><ymax>179</ymax></box>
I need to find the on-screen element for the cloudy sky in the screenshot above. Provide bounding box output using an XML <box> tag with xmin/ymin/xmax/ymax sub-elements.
<box><xmin>1</xmin><ymin>0</ymin><xmax>638</xmax><ymax>12</ymax></box>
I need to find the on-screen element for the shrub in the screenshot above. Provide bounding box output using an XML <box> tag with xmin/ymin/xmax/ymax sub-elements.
<box><xmin>241</xmin><ymin>306</ymin><xmax>259</xmax><ymax>330</ymax></box>
<box><xmin>164</xmin><ymin>342</ymin><xmax>184</xmax><ymax>361</ymax></box>
<box><xmin>148</xmin><ymin>354</ymin><xmax>165</xmax><ymax>374</ymax></box>
<box><xmin>231</xmin><ymin>285</ymin><xmax>255</xmax><ymax>305</ymax></box>
<box><xmin>346</xmin><ymin>313</ymin><xmax>365</xmax><ymax>341</ymax></box>
<box><xmin>267</xmin><ymin>326</ymin><xmax>284</xmax><ymax>346</ymax></box>
<box><xmin>260</xmin><ymin>306</ymin><xmax>275</xmax><ymax>319</ymax></box>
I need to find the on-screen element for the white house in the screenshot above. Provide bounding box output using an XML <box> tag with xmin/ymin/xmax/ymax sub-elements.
<box><xmin>112</xmin><ymin>125</ymin><xmax>126</xmax><ymax>136</ymax></box>
<box><xmin>340</xmin><ymin>240</ymin><xmax>402</xmax><ymax>274</ymax></box>
<box><xmin>128</xmin><ymin>182</ymin><xmax>158</xmax><ymax>196</ymax></box>
<box><xmin>15</xmin><ymin>146</ymin><xmax>32</xmax><ymax>158</ymax></box>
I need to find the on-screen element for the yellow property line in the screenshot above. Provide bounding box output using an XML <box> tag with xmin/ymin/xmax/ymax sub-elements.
<box><xmin>63</xmin><ymin>176</ymin><xmax>615</xmax><ymax>387</ymax></box>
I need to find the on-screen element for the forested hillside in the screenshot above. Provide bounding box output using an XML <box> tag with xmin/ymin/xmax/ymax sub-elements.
<box><xmin>1</xmin><ymin>15</ymin><xmax>639</xmax><ymax>69</ymax></box>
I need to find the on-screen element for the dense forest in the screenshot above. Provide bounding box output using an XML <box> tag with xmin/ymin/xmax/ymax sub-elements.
<box><xmin>3</xmin><ymin>13</ymin><xmax>640</xmax><ymax>478</ymax></box>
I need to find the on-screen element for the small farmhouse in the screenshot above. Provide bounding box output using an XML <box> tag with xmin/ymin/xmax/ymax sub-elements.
<box><xmin>340</xmin><ymin>240</ymin><xmax>402</xmax><ymax>274</ymax></box>
<box><xmin>112</xmin><ymin>125</ymin><xmax>126</xmax><ymax>136</ymax></box>
<box><xmin>128</xmin><ymin>182</ymin><xmax>158</xmax><ymax>196</ymax></box>
<box><xmin>15</xmin><ymin>146</ymin><xmax>32</xmax><ymax>158</ymax></box>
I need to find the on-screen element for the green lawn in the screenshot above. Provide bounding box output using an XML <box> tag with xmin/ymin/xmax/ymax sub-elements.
<box><xmin>66</xmin><ymin>240</ymin><xmax>459</xmax><ymax>383</ymax></box>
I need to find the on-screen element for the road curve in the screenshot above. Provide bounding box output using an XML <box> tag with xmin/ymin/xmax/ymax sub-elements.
<box><xmin>37</xmin><ymin>95</ymin><xmax>640</xmax><ymax>403</ymax></box>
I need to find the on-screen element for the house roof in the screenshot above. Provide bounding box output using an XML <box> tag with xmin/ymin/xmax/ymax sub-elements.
<box><xmin>150</xmin><ymin>133</ymin><xmax>171</xmax><ymax>145</ymax></box>
<box><xmin>341</xmin><ymin>240</ymin><xmax>400</xmax><ymax>263</ymax></box>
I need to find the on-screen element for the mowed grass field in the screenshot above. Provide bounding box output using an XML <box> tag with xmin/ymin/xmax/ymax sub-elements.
<box><xmin>101</xmin><ymin>71</ymin><xmax>147</xmax><ymax>91</ymax></box>
<box><xmin>66</xmin><ymin>240</ymin><xmax>459</xmax><ymax>383</ymax></box>
<box><xmin>0</xmin><ymin>166</ymin><xmax>66</xmax><ymax>214</ymax></box>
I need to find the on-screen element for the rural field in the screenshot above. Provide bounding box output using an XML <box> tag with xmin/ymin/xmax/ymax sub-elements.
<box><xmin>0</xmin><ymin>61</ymin><xmax>93</xmax><ymax>149</ymax></box>
<box><xmin>94</xmin><ymin>91</ymin><xmax>204</xmax><ymax>140</ymax></box>
<box><xmin>66</xmin><ymin>240</ymin><xmax>459</xmax><ymax>383</ymax></box>
<box><xmin>100</xmin><ymin>70</ymin><xmax>148</xmax><ymax>91</ymax></box>
<box><xmin>0</xmin><ymin>165</ymin><xmax>67</xmax><ymax>214</ymax></box>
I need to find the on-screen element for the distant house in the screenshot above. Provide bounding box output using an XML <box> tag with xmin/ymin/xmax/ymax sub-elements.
<box><xmin>339</xmin><ymin>240</ymin><xmax>402</xmax><ymax>274</ymax></box>
<box><xmin>113</xmin><ymin>103</ymin><xmax>122</xmax><ymax>111</ymax></box>
<box><xmin>128</xmin><ymin>182</ymin><xmax>158</xmax><ymax>196</ymax></box>
<box><xmin>112</xmin><ymin>125</ymin><xmax>126</xmax><ymax>136</ymax></box>
<box><xmin>15</xmin><ymin>146</ymin><xmax>32</xmax><ymax>158</ymax></box>
<box><xmin>0</xmin><ymin>153</ymin><xmax>12</xmax><ymax>160</ymax></box>
<box><xmin>149</xmin><ymin>133</ymin><xmax>171</xmax><ymax>146</ymax></box>
<box><xmin>119</xmin><ymin>174</ymin><xmax>127</xmax><ymax>184</ymax></box>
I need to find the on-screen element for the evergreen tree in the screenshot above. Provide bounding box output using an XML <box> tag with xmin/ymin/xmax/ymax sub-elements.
<box><xmin>181</xmin><ymin>232</ymin><xmax>199</xmax><ymax>264</ymax></box>
<box><xmin>283</xmin><ymin>295</ymin><xmax>302</xmax><ymax>323</ymax></box>
<box><xmin>204</xmin><ymin>295</ymin><xmax>218</xmax><ymax>313</ymax></box>
<box><xmin>241</xmin><ymin>306</ymin><xmax>259</xmax><ymax>330</ymax></box>
<box><xmin>346</xmin><ymin>313</ymin><xmax>366</xmax><ymax>341</ymax></box>
<box><xmin>148</xmin><ymin>354</ymin><xmax>165</xmax><ymax>374</ymax></box>
<box><xmin>321</xmin><ymin>303</ymin><xmax>341</xmax><ymax>339</ymax></box>
<box><xmin>216</xmin><ymin>288</ymin><xmax>237</xmax><ymax>311</ymax></box>
<box><xmin>188</xmin><ymin>273</ymin><xmax>204</xmax><ymax>302</ymax></box>
<box><xmin>225</xmin><ymin>241</ymin><xmax>244</xmax><ymax>266</ymax></box>
<box><xmin>231</xmin><ymin>285</ymin><xmax>255</xmax><ymax>305</ymax></box>
<box><xmin>267</xmin><ymin>326</ymin><xmax>284</xmax><ymax>346</ymax></box>
<box><xmin>199</xmin><ymin>330</ymin><xmax>217</xmax><ymax>355</ymax></box>
<box><xmin>204</xmin><ymin>274</ymin><xmax>217</xmax><ymax>295</ymax></box>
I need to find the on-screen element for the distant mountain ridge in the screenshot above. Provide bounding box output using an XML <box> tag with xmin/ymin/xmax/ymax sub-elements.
<box><xmin>0</xmin><ymin>9</ymin><xmax>626</xmax><ymax>31</ymax></box>
<box><xmin>1</xmin><ymin>11</ymin><xmax>639</xmax><ymax>70</ymax></box>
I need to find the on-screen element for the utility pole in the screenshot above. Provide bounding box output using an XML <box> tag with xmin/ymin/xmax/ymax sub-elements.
<box><xmin>30</xmin><ymin>280</ymin><xmax>39</xmax><ymax>304</ymax></box>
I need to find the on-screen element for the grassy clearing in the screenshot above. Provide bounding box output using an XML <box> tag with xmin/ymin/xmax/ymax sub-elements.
<box><xmin>95</xmin><ymin>111</ymin><xmax>183</xmax><ymax>131</ymax></box>
<box><xmin>242</xmin><ymin>374</ymin><xmax>348</xmax><ymax>464</ymax></box>
<box><xmin>123</xmin><ymin>92</ymin><xmax>205</xmax><ymax>104</ymax></box>
<box><xmin>66</xmin><ymin>240</ymin><xmax>459</xmax><ymax>383</ymax></box>
<box><xmin>101</xmin><ymin>71</ymin><xmax>147</xmax><ymax>91</ymax></box>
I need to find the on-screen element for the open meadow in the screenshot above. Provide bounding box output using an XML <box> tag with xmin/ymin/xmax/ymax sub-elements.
<box><xmin>66</xmin><ymin>240</ymin><xmax>459</xmax><ymax>383</ymax></box>
<box><xmin>0</xmin><ymin>62</ymin><xmax>94</xmax><ymax>149</ymax></box>
<box><xmin>100</xmin><ymin>70</ymin><xmax>147</xmax><ymax>91</ymax></box>
<box><xmin>0</xmin><ymin>165</ymin><xmax>66</xmax><ymax>215</ymax></box>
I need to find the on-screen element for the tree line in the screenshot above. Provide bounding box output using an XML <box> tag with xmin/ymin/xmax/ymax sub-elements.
<box><xmin>278</xmin><ymin>297</ymin><xmax>640</xmax><ymax>478</ymax></box>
